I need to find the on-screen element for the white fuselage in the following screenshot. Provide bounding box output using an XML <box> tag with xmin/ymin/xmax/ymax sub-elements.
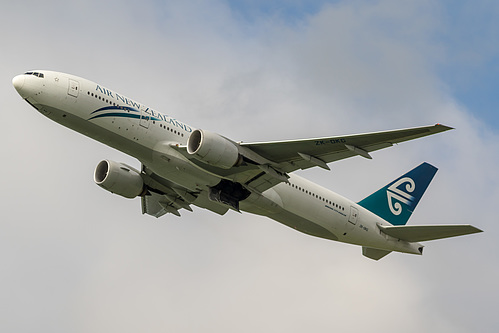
<box><xmin>13</xmin><ymin>70</ymin><xmax>422</xmax><ymax>255</ymax></box>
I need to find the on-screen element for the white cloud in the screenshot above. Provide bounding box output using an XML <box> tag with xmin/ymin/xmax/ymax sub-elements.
<box><xmin>1</xmin><ymin>1</ymin><xmax>498</xmax><ymax>332</ymax></box>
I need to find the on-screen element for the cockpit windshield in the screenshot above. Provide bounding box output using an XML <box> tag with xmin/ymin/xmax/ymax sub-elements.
<box><xmin>24</xmin><ymin>72</ymin><xmax>44</xmax><ymax>78</ymax></box>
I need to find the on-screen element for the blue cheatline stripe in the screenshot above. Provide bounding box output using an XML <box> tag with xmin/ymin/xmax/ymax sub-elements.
<box><xmin>89</xmin><ymin>106</ymin><xmax>163</xmax><ymax>122</ymax></box>
<box><xmin>88</xmin><ymin>112</ymin><xmax>164</xmax><ymax>122</ymax></box>
<box><xmin>90</xmin><ymin>105</ymin><xmax>139</xmax><ymax>115</ymax></box>
<box><xmin>88</xmin><ymin>112</ymin><xmax>141</xmax><ymax>121</ymax></box>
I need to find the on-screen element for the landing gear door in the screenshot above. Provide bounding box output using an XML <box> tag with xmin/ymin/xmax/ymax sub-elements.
<box><xmin>349</xmin><ymin>206</ymin><xmax>359</xmax><ymax>225</ymax></box>
<box><xmin>68</xmin><ymin>79</ymin><xmax>79</xmax><ymax>97</ymax></box>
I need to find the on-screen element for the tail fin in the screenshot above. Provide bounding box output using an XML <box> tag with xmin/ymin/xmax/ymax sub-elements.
<box><xmin>358</xmin><ymin>162</ymin><xmax>437</xmax><ymax>225</ymax></box>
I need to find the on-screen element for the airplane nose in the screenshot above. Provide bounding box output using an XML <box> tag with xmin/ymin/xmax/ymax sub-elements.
<box><xmin>12</xmin><ymin>75</ymin><xmax>26</xmax><ymax>97</ymax></box>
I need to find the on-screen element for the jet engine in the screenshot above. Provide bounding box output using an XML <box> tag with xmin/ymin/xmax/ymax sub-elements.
<box><xmin>187</xmin><ymin>129</ymin><xmax>242</xmax><ymax>169</ymax></box>
<box><xmin>94</xmin><ymin>160</ymin><xmax>144</xmax><ymax>199</ymax></box>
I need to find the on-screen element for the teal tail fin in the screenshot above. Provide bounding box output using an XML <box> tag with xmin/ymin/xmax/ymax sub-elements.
<box><xmin>358</xmin><ymin>162</ymin><xmax>438</xmax><ymax>226</ymax></box>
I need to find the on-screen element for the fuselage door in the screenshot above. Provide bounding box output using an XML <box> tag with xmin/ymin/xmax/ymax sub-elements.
<box><xmin>68</xmin><ymin>79</ymin><xmax>79</xmax><ymax>97</ymax></box>
<box><xmin>139</xmin><ymin>107</ymin><xmax>150</xmax><ymax>129</ymax></box>
<box><xmin>348</xmin><ymin>206</ymin><xmax>359</xmax><ymax>225</ymax></box>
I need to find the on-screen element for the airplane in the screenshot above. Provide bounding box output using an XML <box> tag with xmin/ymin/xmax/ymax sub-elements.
<box><xmin>12</xmin><ymin>70</ymin><xmax>482</xmax><ymax>260</ymax></box>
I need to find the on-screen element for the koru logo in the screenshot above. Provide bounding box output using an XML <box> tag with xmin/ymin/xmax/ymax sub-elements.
<box><xmin>386</xmin><ymin>177</ymin><xmax>415</xmax><ymax>215</ymax></box>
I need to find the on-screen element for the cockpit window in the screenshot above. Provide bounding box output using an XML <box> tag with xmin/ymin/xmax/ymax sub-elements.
<box><xmin>24</xmin><ymin>72</ymin><xmax>44</xmax><ymax>78</ymax></box>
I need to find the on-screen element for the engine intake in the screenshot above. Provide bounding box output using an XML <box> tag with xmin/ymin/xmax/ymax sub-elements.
<box><xmin>94</xmin><ymin>160</ymin><xmax>144</xmax><ymax>199</ymax></box>
<box><xmin>187</xmin><ymin>129</ymin><xmax>241</xmax><ymax>169</ymax></box>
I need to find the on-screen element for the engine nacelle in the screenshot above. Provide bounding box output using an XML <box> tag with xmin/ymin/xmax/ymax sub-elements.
<box><xmin>94</xmin><ymin>160</ymin><xmax>144</xmax><ymax>199</ymax></box>
<box><xmin>187</xmin><ymin>129</ymin><xmax>241</xmax><ymax>169</ymax></box>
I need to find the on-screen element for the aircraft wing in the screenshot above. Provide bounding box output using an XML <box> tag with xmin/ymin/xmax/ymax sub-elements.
<box><xmin>178</xmin><ymin>124</ymin><xmax>452</xmax><ymax>194</ymax></box>
<box><xmin>241</xmin><ymin>124</ymin><xmax>452</xmax><ymax>173</ymax></box>
<box><xmin>229</xmin><ymin>124</ymin><xmax>452</xmax><ymax>192</ymax></box>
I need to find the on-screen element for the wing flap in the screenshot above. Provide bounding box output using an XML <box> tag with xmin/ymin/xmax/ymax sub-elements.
<box><xmin>141</xmin><ymin>191</ymin><xmax>187</xmax><ymax>218</ymax></box>
<box><xmin>378</xmin><ymin>224</ymin><xmax>483</xmax><ymax>242</ymax></box>
<box><xmin>142</xmin><ymin>193</ymin><xmax>168</xmax><ymax>218</ymax></box>
<box><xmin>244</xmin><ymin>171</ymin><xmax>284</xmax><ymax>193</ymax></box>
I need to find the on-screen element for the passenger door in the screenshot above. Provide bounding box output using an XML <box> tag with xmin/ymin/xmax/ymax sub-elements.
<box><xmin>348</xmin><ymin>206</ymin><xmax>359</xmax><ymax>225</ymax></box>
<box><xmin>68</xmin><ymin>79</ymin><xmax>79</xmax><ymax>97</ymax></box>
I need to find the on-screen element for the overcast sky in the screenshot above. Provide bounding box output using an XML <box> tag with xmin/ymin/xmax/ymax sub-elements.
<box><xmin>2</xmin><ymin>1</ymin><xmax>498</xmax><ymax>332</ymax></box>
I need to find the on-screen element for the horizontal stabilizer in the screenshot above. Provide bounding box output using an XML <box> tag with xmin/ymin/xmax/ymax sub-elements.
<box><xmin>362</xmin><ymin>247</ymin><xmax>392</xmax><ymax>260</ymax></box>
<box><xmin>378</xmin><ymin>224</ymin><xmax>483</xmax><ymax>242</ymax></box>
